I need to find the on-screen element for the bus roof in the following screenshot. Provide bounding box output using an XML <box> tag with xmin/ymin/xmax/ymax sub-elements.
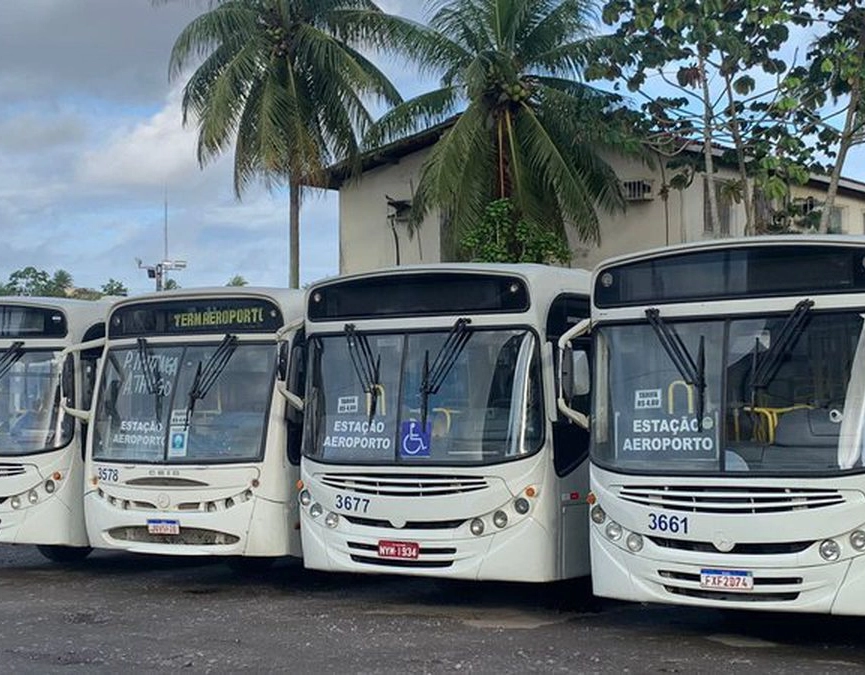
<box><xmin>109</xmin><ymin>286</ymin><xmax>304</xmax><ymax>316</ymax></box>
<box><xmin>0</xmin><ymin>296</ymin><xmax>110</xmax><ymax>340</ymax></box>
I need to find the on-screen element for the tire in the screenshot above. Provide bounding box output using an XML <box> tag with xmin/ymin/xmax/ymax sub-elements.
<box><xmin>36</xmin><ymin>545</ymin><xmax>92</xmax><ymax>564</ymax></box>
<box><xmin>225</xmin><ymin>556</ymin><xmax>276</xmax><ymax>575</ymax></box>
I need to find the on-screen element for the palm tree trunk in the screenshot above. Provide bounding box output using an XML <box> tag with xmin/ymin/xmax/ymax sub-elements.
<box><xmin>289</xmin><ymin>179</ymin><xmax>301</xmax><ymax>289</ymax></box>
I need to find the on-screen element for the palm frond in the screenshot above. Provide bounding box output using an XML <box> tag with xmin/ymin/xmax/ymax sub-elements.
<box><xmin>365</xmin><ymin>87</ymin><xmax>461</xmax><ymax>148</ymax></box>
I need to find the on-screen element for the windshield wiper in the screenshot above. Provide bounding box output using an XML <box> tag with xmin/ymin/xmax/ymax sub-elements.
<box><xmin>645</xmin><ymin>309</ymin><xmax>706</xmax><ymax>431</ymax></box>
<box><xmin>748</xmin><ymin>299</ymin><xmax>813</xmax><ymax>408</ymax></box>
<box><xmin>419</xmin><ymin>318</ymin><xmax>472</xmax><ymax>429</ymax></box>
<box><xmin>0</xmin><ymin>341</ymin><xmax>25</xmax><ymax>381</ymax></box>
<box><xmin>344</xmin><ymin>324</ymin><xmax>382</xmax><ymax>423</ymax></box>
<box><xmin>185</xmin><ymin>334</ymin><xmax>238</xmax><ymax>427</ymax></box>
<box><xmin>137</xmin><ymin>337</ymin><xmax>164</xmax><ymax>420</ymax></box>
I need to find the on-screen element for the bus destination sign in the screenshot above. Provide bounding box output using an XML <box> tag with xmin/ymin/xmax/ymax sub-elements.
<box><xmin>0</xmin><ymin>305</ymin><xmax>67</xmax><ymax>338</ymax></box>
<box><xmin>110</xmin><ymin>298</ymin><xmax>283</xmax><ymax>337</ymax></box>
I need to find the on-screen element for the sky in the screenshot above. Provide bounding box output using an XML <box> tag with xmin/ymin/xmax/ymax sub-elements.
<box><xmin>2</xmin><ymin>2</ymin><xmax>864</xmax><ymax>296</ymax></box>
<box><xmin>0</xmin><ymin>0</ymin><xmax>428</xmax><ymax>295</ymax></box>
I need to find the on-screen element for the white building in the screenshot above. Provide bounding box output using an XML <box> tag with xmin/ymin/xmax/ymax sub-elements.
<box><xmin>327</xmin><ymin>124</ymin><xmax>865</xmax><ymax>275</ymax></box>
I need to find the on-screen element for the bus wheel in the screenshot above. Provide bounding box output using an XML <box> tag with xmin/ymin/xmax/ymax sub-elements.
<box><xmin>36</xmin><ymin>545</ymin><xmax>92</xmax><ymax>564</ymax></box>
<box><xmin>225</xmin><ymin>557</ymin><xmax>276</xmax><ymax>575</ymax></box>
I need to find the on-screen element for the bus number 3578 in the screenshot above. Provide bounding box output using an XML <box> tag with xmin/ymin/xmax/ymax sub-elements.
<box><xmin>648</xmin><ymin>513</ymin><xmax>689</xmax><ymax>534</ymax></box>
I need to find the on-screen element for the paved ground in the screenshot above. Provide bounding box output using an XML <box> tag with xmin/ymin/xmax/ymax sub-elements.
<box><xmin>1</xmin><ymin>545</ymin><xmax>865</xmax><ymax>673</ymax></box>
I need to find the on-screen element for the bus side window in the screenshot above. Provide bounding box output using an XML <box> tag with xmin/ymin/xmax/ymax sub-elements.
<box><xmin>285</xmin><ymin>337</ymin><xmax>305</xmax><ymax>465</ymax></box>
<box><xmin>553</xmin><ymin>337</ymin><xmax>591</xmax><ymax>476</ymax></box>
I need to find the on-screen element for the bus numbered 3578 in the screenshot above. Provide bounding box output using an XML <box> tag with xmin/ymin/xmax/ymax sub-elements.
<box><xmin>564</xmin><ymin>236</ymin><xmax>865</xmax><ymax>615</ymax></box>
<box><xmin>296</xmin><ymin>264</ymin><xmax>593</xmax><ymax>582</ymax></box>
<box><xmin>78</xmin><ymin>288</ymin><xmax>305</xmax><ymax>569</ymax></box>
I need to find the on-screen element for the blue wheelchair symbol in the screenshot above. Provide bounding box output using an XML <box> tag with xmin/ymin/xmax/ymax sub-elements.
<box><xmin>400</xmin><ymin>420</ymin><xmax>431</xmax><ymax>457</ymax></box>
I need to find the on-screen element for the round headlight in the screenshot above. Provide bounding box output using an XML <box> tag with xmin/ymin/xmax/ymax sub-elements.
<box><xmin>470</xmin><ymin>518</ymin><xmax>485</xmax><ymax>536</ymax></box>
<box><xmin>493</xmin><ymin>511</ymin><xmax>508</xmax><ymax>529</ymax></box>
<box><xmin>28</xmin><ymin>490</ymin><xmax>39</xmax><ymax>505</ymax></box>
<box><xmin>309</xmin><ymin>503</ymin><xmax>323</xmax><ymax>518</ymax></box>
<box><xmin>605</xmin><ymin>521</ymin><xmax>623</xmax><ymax>541</ymax></box>
<box><xmin>514</xmin><ymin>497</ymin><xmax>530</xmax><ymax>515</ymax></box>
<box><xmin>10</xmin><ymin>496</ymin><xmax>20</xmax><ymax>509</ymax></box>
<box><xmin>590</xmin><ymin>504</ymin><xmax>606</xmax><ymax>525</ymax></box>
<box><xmin>324</xmin><ymin>512</ymin><xmax>339</xmax><ymax>529</ymax></box>
<box><xmin>851</xmin><ymin>530</ymin><xmax>865</xmax><ymax>551</ymax></box>
<box><xmin>299</xmin><ymin>489</ymin><xmax>312</xmax><ymax>506</ymax></box>
<box><xmin>626</xmin><ymin>533</ymin><xmax>644</xmax><ymax>552</ymax></box>
<box><xmin>225</xmin><ymin>498</ymin><xmax>235</xmax><ymax>509</ymax></box>
<box><xmin>44</xmin><ymin>480</ymin><xmax>56</xmax><ymax>494</ymax></box>
<box><xmin>819</xmin><ymin>539</ymin><xmax>841</xmax><ymax>561</ymax></box>
<box><xmin>206</xmin><ymin>502</ymin><xmax>217</xmax><ymax>513</ymax></box>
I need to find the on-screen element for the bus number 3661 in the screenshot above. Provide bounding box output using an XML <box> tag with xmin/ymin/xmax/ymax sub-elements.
<box><xmin>648</xmin><ymin>513</ymin><xmax>689</xmax><ymax>534</ymax></box>
<box><xmin>335</xmin><ymin>494</ymin><xmax>370</xmax><ymax>513</ymax></box>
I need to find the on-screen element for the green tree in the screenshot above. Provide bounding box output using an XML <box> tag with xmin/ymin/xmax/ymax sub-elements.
<box><xmin>167</xmin><ymin>0</ymin><xmax>410</xmax><ymax>288</ymax></box>
<box><xmin>101</xmin><ymin>279</ymin><xmax>129</xmax><ymax>296</ymax></box>
<box><xmin>164</xmin><ymin>279</ymin><xmax>181</xmax><ymax>291</ymax></box>
<box><xmin>4</xmin><ymin>267</ymin><xmax>61</xmax><ymax>296</ymax></box>
<box><xmin>366</xmin><ymin>0</ymin><xmax>644</xmax><ymax>253</ymax></box>
<box><xmin>226</xmin><ymin>275</ymin><xmax>248</xmax><ymax>286</ymax></box>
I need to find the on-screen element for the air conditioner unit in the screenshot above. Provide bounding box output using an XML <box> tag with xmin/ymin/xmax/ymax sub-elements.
<box><xmin>622</xmin><ymin>179</ymin><xmax>655</xmax><ymax>201</ymax></box>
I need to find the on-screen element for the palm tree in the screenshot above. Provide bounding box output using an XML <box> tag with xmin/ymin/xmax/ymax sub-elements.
<box><xmin>167</xmin><ymin>0</ymin><xmax>408</xmax><ymax>288</ymax></box>
<box><xmin>367</xmin><ymin>0</ymin><xmax>644</xmax><ymax>253</ymax></box>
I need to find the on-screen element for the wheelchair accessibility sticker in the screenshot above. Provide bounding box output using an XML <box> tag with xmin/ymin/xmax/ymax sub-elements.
<box><xmin>168</xmin><ymin>428</ymin><xmax>188</xmax><ymax>458</ymax></box>
<box><xmin>400</xmin><ymin>420</ymin><xmax>432</xmax><ymax>457</ymax></box>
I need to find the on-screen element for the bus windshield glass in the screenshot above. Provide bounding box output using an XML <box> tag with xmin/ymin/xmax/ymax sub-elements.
<box><xmin>304</xmin><ymin>329</ymin><xmax>543</xmax><ymax>465</ymax></box>
<box><xmin>593</xmin><ymin>310</ymin><xmax>865</xmax><ymax>475</ymax></box>
<box><xmin>92</xmin><ymin>342</ymin><xmax>275</xmax><ymax>463</ymax></box>
<box><xmin>0</xmin><ymin>350</ymin><xmax>72</xmax><ymax>455</ymax></box>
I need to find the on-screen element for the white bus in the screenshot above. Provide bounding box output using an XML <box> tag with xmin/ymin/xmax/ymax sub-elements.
<box><xmin>577</xmin><ymin>235</ymin><xmax>865</xmax><ymax>615</ymax></box>
<box><xmin>298</xmin><ymin>264</ymin><xmax>593</xmax><ymax>581</ymax></box>
<box><xmin>82</xmin><ymin>288</ymin><xmax>305</xmax><ymax>567</ymax></box>
<box><xmin>0</xmin><ymin>297</ymin><xmax>109</xmax><ymax>562</ymax></box>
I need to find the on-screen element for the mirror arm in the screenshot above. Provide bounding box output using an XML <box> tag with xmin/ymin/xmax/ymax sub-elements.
<box><xmin>557</xmin><ymin>318</ymin><xmax>592</xmax><ymax>430</ymax></box>
<box><xmin>277</xmin><ymin>381</ymin><xmax>304</xmax><ymax>412</ymax></box>
<box><xmin>61</xmin><ymin>397</ymin><xmax>91</xmax><ymax>423</ymax></box>
<box><xmin>276</xmin><ymin>318</ymin><xmax>304</xmax><ymax>342</ymax></box>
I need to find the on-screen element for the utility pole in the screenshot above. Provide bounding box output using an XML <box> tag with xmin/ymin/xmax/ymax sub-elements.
<box><xmin>136</xmin><ymin>187</ymin><xmax>187</xmax><ymax>291</ymax></box>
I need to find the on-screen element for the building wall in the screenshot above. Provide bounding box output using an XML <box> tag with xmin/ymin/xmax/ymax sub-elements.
<box><xmin>337</xmin><ymin>146</ymin><xmax>865</xmax><ymax>275</ymax></box>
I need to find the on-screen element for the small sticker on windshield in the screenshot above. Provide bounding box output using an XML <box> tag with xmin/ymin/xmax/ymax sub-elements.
<box><xmin>168</xmin><ymin>427</ymin><xmax>188</xmax><ymax>458</ymax></box>
<box><xmin>170</xmin><ymin>409</ymin><xmax>187</xmax><ymax>426</ymax></box>
<box><xmin>400</xmin><ymin>420</ymin><xmax>431</xmax><ymax>458</ymax></box>
<box><xmin>634</xmin><ymin>389</ymin><xmax>662</xmax><ymax>410</ymax></box>
<box><xmin>337</xmin><ymin>396</ymin><xmax>359</xmax><ymax>414</ymax></box>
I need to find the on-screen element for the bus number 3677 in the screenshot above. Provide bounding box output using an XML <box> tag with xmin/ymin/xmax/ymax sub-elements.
<box><xmin>335</xmin><ymin>494</ymin><xmax>371</xmax><ymax>513</ymax></box>
<box><xmin>648</xmin><ymin>513</ymin><xmax>689</xmax><ymax>534</ymax></box>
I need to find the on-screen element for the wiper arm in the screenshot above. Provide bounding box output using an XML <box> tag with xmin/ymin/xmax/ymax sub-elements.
<box><xmin>344</xmin><ymin>324</ymin><xmax>381</xmax><ymax>422</ymax></box>
<box><xmin>645</xmin><ymin>308</ymin><xmax>706</xmax><ymax>431</ymax></box>
<box><xmin>137</xmin><ymin>337</ymin><xmax>164</xmax><ymax>420</ymax></box>
<box><xmin>749</xmin><ymin>299</ymin><xmax>813</xmax><ymax>404</ymax></box>
<box><xmin>0</xmin><ymin>341</ymin><xmax>25</xmax><ymax>381</ymax></box>
<box><xmin>419</xmin><ymin>318</ymin><xmax>472</xmax><ymax>429</ymax></box>
<box><xmin>185</xmin><ymin>334</ymin><xmax>238</xmax><ymax>427</ymax></box>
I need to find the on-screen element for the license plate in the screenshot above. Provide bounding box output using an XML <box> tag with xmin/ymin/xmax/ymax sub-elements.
<box><xmin>700</xmin><ymin>568</ymin><xmax>753</xmax><ymax>591</ymax></box>
<box><xmin>377</xmin><ymin>540</ymin><xmax>419</xmax><ymax>560</ymax></box>
<box><xmin>147</xmin><ymin>519</ymin><xmax>180</xmax><ymax>535</ymax></box>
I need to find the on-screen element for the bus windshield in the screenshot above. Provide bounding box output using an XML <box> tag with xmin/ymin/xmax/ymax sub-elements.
<box><xmin>0</xmin><ymin>350</ymin><xmax>72</xmax><ymax>455</ymax></box>
<box><xmin>593</xmin><ymin>310</ymin><xmax>865</xmax><ymax>475</ymax></box>
<box><xmin>304</xmin><ymin>328</ymin><xmax>543</xmax><ymax>465</ymax></box>
<box><xmin>92</xmin><ymin>342</ymin><xmax>275</xmax><ymax>463</ymax></box>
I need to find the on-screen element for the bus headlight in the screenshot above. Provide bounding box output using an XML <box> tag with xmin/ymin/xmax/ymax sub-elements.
<box><xmin>10</xmin><ymin>496</ymin><xmax>20</xmax><ymax>509</ymax></box>
<box><xmin>626</xmin><ymin>533</ymin><xmax>644</xmax><ymax>552</ymax></box>
<box><xmin>309</xmin><ymin>503</ymin><xmax>323</xmax><ymax>518</ymax></box>
<box><xmin>206</xmin><ymin>502</ymin><xmax>217</xmax><ymax>513</ymax></box>
<box><xmin>470</xmin><ymin>518</ymin><xmax>485</xmax><ymax>536</ymax></box>
<box><xmin>851</xmin><ymin>530</ymin><xmax>865</xmax><ymax>551</ymax></box>
<box><xmin>493</xmin><ymin>511</ymin><xmax>508</xmax><ymax>529</ymax></box>
<box><xmin>324</xmin><ymin>512</ymin><xmax>339</xmax><ymax>529</ymax></box>
<box><xmin>44</xmin><ymin>480</ymin><xmax>56</xmax><ymax>494</ymax></box>
<box><xmin>819</xmin><ymin>539</ymin><xmax>841</xmax><ymax>561</ymax></box>
<box><xmin>514</xmin><ymin>497</ymin><xmax>530</xmax><ymax>515</ymax></box>
<box><xmin>605</xmin><ymin>521</ymin><xmax>623</xmax><ymax>541</ymax></box>
<box><xmin>299</xmin><ymin>489</ymin><xmax>312</xmax><ymax>507</ymax></box>
<box><xmin>590</xmin><ymin>504</ymin><xmax>606</xmax><ymax>525</ymax></box>
<box><xmin>28</xmin><ymin>490</ymin><xmax>38</xmax><ymax>505</ymax></box>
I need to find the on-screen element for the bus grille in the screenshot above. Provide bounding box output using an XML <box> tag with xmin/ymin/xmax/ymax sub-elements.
<box><xmin>0</xmin><ymin>463</ymin><xmax>26</xmax><ymax>477</ymax></box>
<box><xmin>320</xmin><ymin>473</ymin><xmax>488</xmax><ymax>497</ymax></box>
<box><xmin>659</xmin><ymin>569</ymin><xmax>801</xmax><ymax>602</ymax></box>
<box><xmin>618</xmin><ymin>485</ymin><xmax>844</xmax><ymax>514</ymax></box>
<box><xmin>347</xmin><ymin>541</ymin><xmax>455</xmax><ymax>568</ymax></box>
<box><xmin>344</xmin><ymin>515</ymin><xmax>466</xmax><ymax>530</ymax></box>
<box><xmin>107</xmin><ymin>526</ymin><xmax>239</xmax><ymax>546</ymax></box>
<box><xmin>648</xmin><ymin>536</ymin><xmax>814</xmax><ymax>555</ymax></box>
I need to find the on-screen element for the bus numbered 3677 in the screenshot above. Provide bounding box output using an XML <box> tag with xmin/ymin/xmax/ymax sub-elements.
<box><xmin>297</xmin><ymin>264</ymin><xmax>593</xmax><ymax>582</ymax></box>
<box><xmin>76</xmin><ymin>288</ymin><xmax>305</xmax><ymax>569</ymax></box>
<box><xmin>0</xmin><ymin>297</ymin><xmax>109</xmax><ymax>563</ymax></box>
<box><xmin>563</xmin><ymin>235</ymin><xmax>865</xmax><ymax>615</ymax></box>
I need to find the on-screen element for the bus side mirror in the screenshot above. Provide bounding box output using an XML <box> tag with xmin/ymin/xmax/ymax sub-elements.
<box><xmin>279</xmin><ymin>342</ymin><xmax>305</xmax><ymax>422</ymax></box>
<box><xmin>558</xmin><ymin>346</ymin><xmax>590</xmax><ymax>429</ymax></box>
